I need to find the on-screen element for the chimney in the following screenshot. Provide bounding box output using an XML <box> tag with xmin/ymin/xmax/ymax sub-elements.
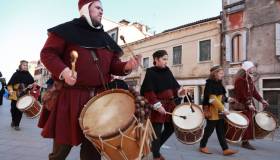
<box><xmin>119</xmin><ymin>19</ymin><xmax>130</xmax><ymax>25</ymax></box>
<box><xmin>132</xmin><ymin>22</ymin><xmax>147</xmax><ymax>33</ymax></box>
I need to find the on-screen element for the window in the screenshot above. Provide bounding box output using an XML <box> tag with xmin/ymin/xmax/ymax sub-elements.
<box><xmin>199</xmin><ymin>40</ymin><xmax>211</xmax><ymax>62</ymax></box>
<box><xmin>110</xmin><ymin>33</ymin><xmax>116</xmax><ymax>41</ymax></box>
<box><xmin>263</xmin><ymin>79</ymin><xmax>280</xmax><ymax>88</ymax></box>
<box><xmin>263</xmin><ymin>91</ymin><xmax>280</xmax><ymax>106</ymax></box>
<box><xmin>143</xmin><ymin>57</ymin><xmax>149</xmax><ymax>69</ymax></box>
<box><xmin>232</xmin><ymin>34</ymin><xmax>243</xmax><ymax>62</ymax></box>
<box><xmin>198</xmin><ymin>85</ymin><xmax>205</xmax><ymax>105</ymax></box>
<box><xmin>107</xmin><ymin>28</ymin><xmax>118</xmax><ymax>42</ymax></box>
<box><xmin>225</xmin><ymin>0</ymin><xmax>245</xmax><ymax>13</ymax></box>
<box><xmin>44</xmin><ymin>70</ymin><xmax>48</xmax><ymax>76</ymax></box>
<box><xmin>225</xmin><ymin>31</ymin><xmax>247</xmax><ymax>62</ymax></box>
<box><xmin>227</xmin><ymin>0</ymin><xmax>243</xmax><ymax>5</ymax></box>
<box><xmin>173</xmin><ymin>46</ymin><xmax>182</xmax><ymax>65</ymax></box>
<box><xmin>261</xmin><ymin>78</ymin><xmax>280</xmax><ymax>119</ymax></box>
<box><xmin>34</xmin><ymin>68</ymin><xmax>42</xmax><ymax>75</ymax></box>
<box><xmin>183</xmin><ymin>87</ymin><xmax>195</xmax><ymax>103</ymax></box>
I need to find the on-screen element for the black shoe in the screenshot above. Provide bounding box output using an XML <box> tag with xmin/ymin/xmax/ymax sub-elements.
<box><xmin>11</xmin><ymin>122</ymin><xmax>15</xmax><ymax>128</ymax></box>
<box><xmin>14</xmin><ymin>126</ymin><xmax>20</xmax><ymax>131</ymax></box>
<box><xmin>242</xmin><ymin>142</ymin><xmax>256</xmax><ymax>150</ymax></box>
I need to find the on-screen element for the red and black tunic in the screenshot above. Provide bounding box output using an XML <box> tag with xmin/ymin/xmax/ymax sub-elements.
<box><xmin>140</xmin><ymin>66</ymin><xmax>180</xmax><ymax>123</ymax></box>
<box><xmin>38</xmin><ymin>17</ymin><xmax>128</xmax><ymax>146</ymax></box>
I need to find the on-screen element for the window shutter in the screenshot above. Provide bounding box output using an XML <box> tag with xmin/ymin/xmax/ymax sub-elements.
<box><xmin>276</xmin><ymin>23</ymin><xmax>280</xmax><ymax>56</ymax></box>
<box><xmin>225</xmin><ymin>35</ymin><xmax>232</xmax><ymax>61</ymax></box>
<box><xmin>242</xmin><ymin>31</ymin><xmax>247</xmax><ymax>61</ymax></box>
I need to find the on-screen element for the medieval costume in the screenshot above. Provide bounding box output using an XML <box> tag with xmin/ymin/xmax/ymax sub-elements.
<box><xmin>38</xmin><ymin>0</ymin><xmax>132</xmax><ymax>159</ymax></box>
<box><xmin>141</xmin><ymin>65</ymin><xmax>181</xmax><ymax>159</ymax></box>
<box><xmin>199</xmin><ymin>66</ymin><xmax>237</xmax><ymax>156</ymax></box>
<box><xmin>7</xmin><ymin>69</ymin><xmax>34</xmax><ymax>130</ymax></box>
<box><xmin>234</xmin><ymin>61</ymin><xmax>266</xmax><ymax>150</ymax></box>
<box><xmin>0</xmin><ymin>72</ymin><xmax>6</xmax><ymax>106</ymax></box>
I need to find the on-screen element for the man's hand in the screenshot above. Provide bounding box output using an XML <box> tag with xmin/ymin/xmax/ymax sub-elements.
<box><xmin>27</xmin><ymin>83</ymin><xmax>34</xmax><ymax>89</ymax></box>
<box><xmin>124</xmin><ymin>55</ymin><xmax>142</xmax><ymax>71</ymax></box>
<box><xmin>222</xmin><ymin>110</ymin><xmax>230</xmax><ymax>115</ymax></box>
<box><xmin>62</xmin><ymin>67</ymin><xmax>77</xmax><ymax>86</ymax></box>
<box><xmin>261</xmin><ymin>99</ymin><xmax>269</xmax><ymax>108</ymax></box>
<box><xmin>248</xmin><ymin>104</ymin><xmax>256</xmax><ymax>111</ymax></box>
<box><xmin>156</xmin><ymin>106</ymin><xmax>166</xmax><ymax>115</ymax></box>
<box><xmin>178</xmin><ymin>88</ymin><xmax>188</xmax><ymax>97</ymax></box>
<box><xmin>228</xmin><ymin>97</ymin><xmax>236</xmax><ymax>103</ymax></box>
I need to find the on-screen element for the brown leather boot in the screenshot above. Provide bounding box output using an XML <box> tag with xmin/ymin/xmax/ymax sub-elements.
<box><xmin>199</xmin><ymin>147</ymin><xmax>212</xmax><ymax>154</ymax></box>
<box><xmin>242</xmin><ymin>141</ymin><xmax>256</xmax><ymax>150</ymax></box>
<box><xmin>223</xmin><ymin>149</ymin><xmax>238</xmax><ymax>156</ymax></box>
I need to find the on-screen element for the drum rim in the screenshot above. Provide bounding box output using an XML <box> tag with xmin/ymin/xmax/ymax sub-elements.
<box><xmin>225</xmin><ymin>111</ymin><xmax>249</xmax><ymax>128</ymax></box>
<box><xmin>255</xmin><ymin>111</ymin><xmax>279</xmax><ymax>132</ymax></box>
<box><xmin>16</xmin><ymin>94</ymin><xmax>35</xmax><ymax>111</ymax></box>
<box><xmin>172</xmin><ymin>103</ymin><xmax>205</xmax><ymax>131</ymax></box>
<box><xmin>79</xmin><ymin>89</ymin><xmax>135</xmax><ymax>139</ymax></box>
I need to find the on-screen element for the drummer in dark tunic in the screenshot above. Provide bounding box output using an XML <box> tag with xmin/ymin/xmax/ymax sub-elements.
<box><xmin>140</xmin><ymin>50</ymin><xmax>187</xmax><ymax>160</ymax></box>
<box><xmin>7</xmin><ymin>60</ymin><xmax>34</xmax><ymax>131</ymax></box>
<box><xmin>38</xmin><ymin>0</ymin><xmax>140</xmax><ymax>159</ymax></box>
<box><xmin>199</xmin><ymin>65</ymin><xmax>237</xmax><ymax>156</ymax></box>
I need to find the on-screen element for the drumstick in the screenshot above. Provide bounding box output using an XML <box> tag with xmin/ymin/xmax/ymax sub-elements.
<box><xmin>138</xmin><ymin>119</ymin><xmax>150</xmax><ymax>159</ymax></box>
<box><xmin>185</xmin><ymin>92</ymin><xmax>195</xmax><ymax>113</ymax></box>
<box><xmin>120</xmin><ymin>35</ymin><xmax>144</xmax><ymax>69</ymax></box>
<box><xmin>166</xmin><ymin>112</ymin><xmax>187</xmax><ymax>119</ymax></box>
<box><xmin>120</xmin><ymin>35</ymin><xmax>134</xmax><ymax>56</ymax></box>
<box><xmin>71</xmin><ymin>50</ymin><xmax>79</xmax><ymax>77</ymax></box>
<box><xmin>148</xmin><ymin>119</ymin><xmax>157</xmax><ymax>139</ymax></box>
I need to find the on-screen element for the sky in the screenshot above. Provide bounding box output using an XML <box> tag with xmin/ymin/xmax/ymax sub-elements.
<box><xmin>0</xmin><ymin>0</ymin><xmax>222</xmax><ymax>80</ymax></box>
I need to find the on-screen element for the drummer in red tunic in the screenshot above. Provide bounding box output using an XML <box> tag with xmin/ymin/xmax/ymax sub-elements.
<box><xmin>38</xmin><ymin>0</ymin><xmax>140</xmax><ymax>159</ymax></box>
<box><xmin>234</xmin><ymin>61</ymin><xmax>269</xmax><ymax>150</ymax></box>
<box><xmin>140</xmin><ymin>50</ymin><xmax>187</xmax><ymax>160</ymax></box>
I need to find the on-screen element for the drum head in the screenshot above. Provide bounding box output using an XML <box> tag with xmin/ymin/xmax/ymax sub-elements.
<box><xmin>172</xmin><ymin>104</ymin><xmax>204</xmax><ymax>130</ymax></box>
<box><xmin>255</xmin><ymin>112</ymin><xmax>277</xmax><ymax>131</ymax></box>
<box><xmin>226</xmin><ymin>112</ymin><xmax>248</xmax><ymax>127</ymax></box>
<box><xmin>17</xmin><ymin>95</ymin><xmax>34</xmax><ymax>110</ymax></box>
<box><xmin>81</xmin><ymin>89</ymin><xmax>135</xmax><ymax>138</ymax></box>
